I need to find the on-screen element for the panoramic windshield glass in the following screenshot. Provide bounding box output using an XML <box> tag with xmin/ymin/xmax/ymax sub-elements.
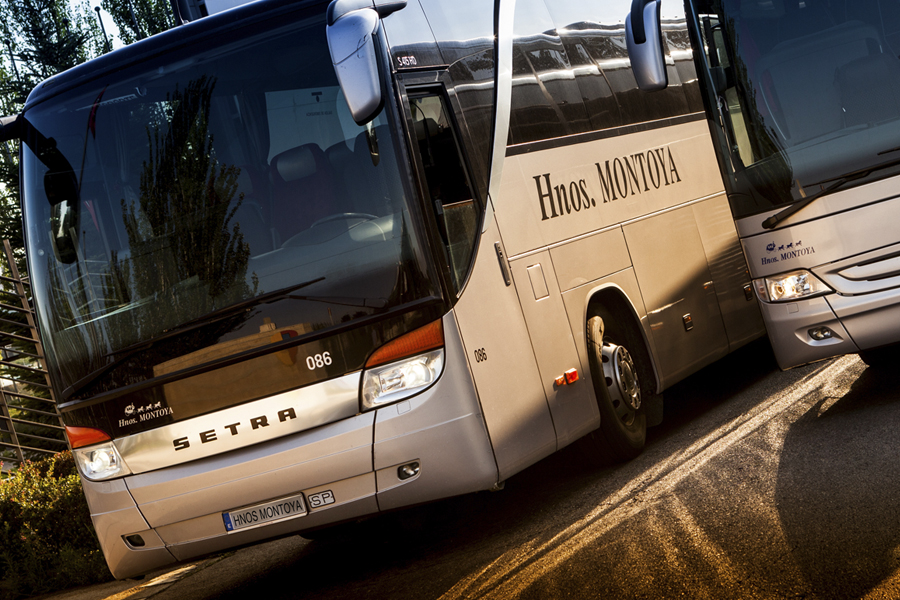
<box><xmin>22</xmin><ymin>9</ymin><xmax>437</xmax><ymax>393</ymax></box>
<box><xmin>693</xmin><ymin>0</ymin><xmax>900</xmax><ymax>218</ymax></box>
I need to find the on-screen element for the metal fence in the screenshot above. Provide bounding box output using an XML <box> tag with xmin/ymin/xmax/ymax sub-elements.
<box><xmin>0</xmin><ymin>239</ymin><xmax>64</xmax><ymax>472</ymax></box>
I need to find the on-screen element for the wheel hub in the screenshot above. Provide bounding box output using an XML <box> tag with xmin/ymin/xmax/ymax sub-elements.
<box><xmin>601</xmin><ymin>343</ymin><xmax>641</xmax><ymax>411</ymax></box>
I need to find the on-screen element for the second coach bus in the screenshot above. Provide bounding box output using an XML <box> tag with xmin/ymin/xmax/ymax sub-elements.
<box><xmin>1</xmin><ymin>0</ymin><xmax>763</xmax><ymax>578</ymax></box>
<box><xmin>631</xmin><ymin>0</ymin><xmax>900</xmax><ymax>369</ymax></box>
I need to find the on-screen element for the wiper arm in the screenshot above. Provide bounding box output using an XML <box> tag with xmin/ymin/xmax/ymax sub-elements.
<box><xmin>282</xmin><ymin>294</ymin><xmax>387</xmax><ymax>309</ymax></box>
<box><xmin>61</xmin><ymin>277</ymin><xmax>325</xmax><ymax>401</ymax></box>
<box><xmin>762</xmin><ymin>155</ymin><xmax>900</xmax><ymax>229</ymax></box>
<box><xmin>156</xmin><ymin>277</ymin><xmax>326</xmax><ymax>336</ymax></box>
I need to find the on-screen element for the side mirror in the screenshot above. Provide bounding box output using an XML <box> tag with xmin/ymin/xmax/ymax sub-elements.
<box><xmin>626</xmin><ymin>0</ymin><xmax>669</xmax><ymax>91</ymax></box>
<box><xmin>0</xmin><ymin>115</ymin><xmax>19</xmax><ymax>143</ymax></box>
<box><xmin>45</xmin><ymin>169</ymin><xmax>80</xmax><ymax>264</ymax></box>
<box><xmin>327</xmin><ymin>8</ymin><xmax>383</xmax><ymax>126</ymax></box>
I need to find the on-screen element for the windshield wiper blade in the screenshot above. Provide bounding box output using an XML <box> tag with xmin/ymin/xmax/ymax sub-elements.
<box><xmin>762</xmin><ymin>155</ymin><xmax>900</xmax><ymax>229</ymax></box>
<box><xmin>60</xmin><ymin>277</ymin><xmax>325</xmax><ymax>401</ymax></box>
<box><xmin>156</xmin><ymin>277</ymin><xmax>326</xmax><ymax>337</ymax></box>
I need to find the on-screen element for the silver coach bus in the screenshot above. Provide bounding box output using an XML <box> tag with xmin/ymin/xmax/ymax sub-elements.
<box><xmin>1</xmin><ymin>0</ymin><xmax>763</xmax><ymax>578</ymax></box>
<box><xmin>633</xmin><ymin>0</ymin><xmax>900</xmax><ymax>369</ymax></box>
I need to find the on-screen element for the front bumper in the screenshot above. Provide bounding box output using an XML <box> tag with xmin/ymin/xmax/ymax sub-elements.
<box><xmin>82</xmin><ymin>312</ymin><xmax>497</xmax><ymax>579</ymax></box>
<box><xmin>759</xmin><ymin>285</ymin><xmax>900</xmax><ymax>369</ymax></box>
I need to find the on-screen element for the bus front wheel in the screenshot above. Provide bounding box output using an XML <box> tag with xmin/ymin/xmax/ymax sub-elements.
<box><xmin>580</xmin><ymin>313</ymin><xmax>648</xmax><ymax>463</ymax></box>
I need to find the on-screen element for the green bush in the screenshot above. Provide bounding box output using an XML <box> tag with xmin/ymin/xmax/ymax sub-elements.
<box><xmin>0</xmin><ymin>452</ymin><xmax>112</xmax><ymax>599</ymax></box>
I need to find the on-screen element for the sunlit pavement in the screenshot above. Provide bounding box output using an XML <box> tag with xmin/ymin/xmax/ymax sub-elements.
<box><xmin>38</xmin><ymin>341</ymin><xmax>900</xmax><ymax>599</ymax></box>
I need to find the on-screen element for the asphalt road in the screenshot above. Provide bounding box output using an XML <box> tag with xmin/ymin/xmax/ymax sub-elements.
<box><xmin>43</xmin><ymin>339</ymin><xmax>900</xmax><ymax>599</ymax></box>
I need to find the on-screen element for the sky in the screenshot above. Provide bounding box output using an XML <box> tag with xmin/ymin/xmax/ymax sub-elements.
<box><xmin>88</xmin><ymin>0</ymin><xmax>124</xmax><ymax>50</ymax></box>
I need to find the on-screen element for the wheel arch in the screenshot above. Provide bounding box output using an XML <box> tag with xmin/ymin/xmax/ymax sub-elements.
<box><xmin>584</xmin><ymin>284</ymin><xmax>662</xmax><ymax>396</ymax></box>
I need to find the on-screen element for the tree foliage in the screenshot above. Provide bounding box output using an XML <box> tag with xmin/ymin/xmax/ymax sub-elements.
<box><xmin>0</xmin><ymin>0</ymin><xmax>173</xmax><ymax>262</ymax></box>
<box><xmin>102</xmin><ymin>0</ymin><xmax>172</xmax><ymax>45</ymax></box>
<box><xmin>0</xmin><ymin>452</ymin><xmax>111</xmax><ymax>598</ymax></box>
<box><xmin>0</xmin><ymin>0</ymin><xmax>106</xmax><ymax>262</ymax></box>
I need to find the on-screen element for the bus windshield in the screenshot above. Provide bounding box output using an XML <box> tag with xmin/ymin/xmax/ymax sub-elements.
<box><xmin>693</xmin><ymin>0</ymin><xmax>900</xmax><ymax>219</ymax></box>
<box><xmin>21</xmin><ymin>9</ymin><xmax>437</xmax><ymax>396</ymax></box>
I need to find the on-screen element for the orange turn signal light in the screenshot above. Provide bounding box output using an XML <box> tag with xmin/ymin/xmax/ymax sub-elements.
<box><xmin>365</xmin><ymin>320</ymin><xmax>444</xmax><ymax>368</ymax></box>
<box><xmin>65</xmin><ymin>426</ymin><xmax>112</xmax><ymax>449</ymax></box>
<box><xmin>555</xmin><ymin>368</ymin><xmax>579</xmax><ymax>387</ymax></box>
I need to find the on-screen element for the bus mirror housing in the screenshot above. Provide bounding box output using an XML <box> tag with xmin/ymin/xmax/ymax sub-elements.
<box><xmin>46</xmin><ymin>170</ymin><xmax>80</xmax><ymax>264</ymax></box>
<box><xmin>626</xmin><ymin>0</ymin><xmax>668</xmax><ymax>91</ymax></box>
<box><xmin>0</xmin><ymin>114</ymin><xmax>19</xmax><ymax>142</ymax></box>
<box><xmin>327</xmin><ymin>8</ymin><xmax>383</xmax><ymax>125</ymax></box>
<box><xmin>326</xmin><ymin>0</ymin><xmax>407</xmax><ymax>125</ymax></box>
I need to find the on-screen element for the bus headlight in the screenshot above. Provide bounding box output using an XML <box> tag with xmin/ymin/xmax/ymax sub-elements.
<box><xmin>754</xmin><ymin>270</ymin><xmax>830</xmax><ymax>303</ymax></box>
<box><xmin>361</xmin><ymin>349</ymin><xmax>444</xmax><ymax>410</ymax></box>
<box><xmin>73</xmin><ymin>442</ymin><xmax>131</xmax><ymax>481</ymax></box>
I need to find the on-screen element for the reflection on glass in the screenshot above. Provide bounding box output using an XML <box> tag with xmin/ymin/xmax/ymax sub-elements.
<box><xmin>695</xmin><ymin>0</ymin><xmax>900</xmax><ymax>217</ymax></box>
<box><xmin>22</xmin><ymin>9</ymin><xmax>437</xmax><ymax>396</ymax></box>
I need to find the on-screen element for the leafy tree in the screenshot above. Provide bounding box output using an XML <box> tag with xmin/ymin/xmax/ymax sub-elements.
<box><xmin>0</xmin><ymin>0</ymin><xmax>105</xmax><ymax>261</ymax></box>
<box><xmin>0</xmin><ymin>0</ymin><xmax>106</xmax><ymax>463</ymax></box>
<box><xmin>102</xmin><ymin>0</ymin><xmax>172</xmax><ymax>44</ymax></box>
<box><xmin>0</xmin><ymin>452</ymin><xmax>111</xmax><ymax>597</ymax></box>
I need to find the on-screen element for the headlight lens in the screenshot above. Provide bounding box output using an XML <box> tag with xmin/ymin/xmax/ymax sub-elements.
<box><xmin>361</xmin><ymin>349</ymin><xmax>444</xmax><ymax>410</ymax></box>
<box><xmin>73</xmin><ymin>442</ymin><xmax>131</xmax><ymax>481</ymax></box>
<box><xmin>755</xmin><ymin>270</ymin><xmax>830</xmax><ymax>302</ymax></box>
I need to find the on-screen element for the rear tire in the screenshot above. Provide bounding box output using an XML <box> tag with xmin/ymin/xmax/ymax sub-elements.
<box><xmin>580</xmin><ymin>310</ymin><xmax>650</xmax><ymax>464</ymax></box>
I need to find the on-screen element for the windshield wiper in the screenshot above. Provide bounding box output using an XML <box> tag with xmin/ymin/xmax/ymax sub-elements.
<box><xmin>60</xmin><ymin>277</ymin><xmax>325</xmax><ymax>401</ymax></box>
<box><xmin>762</xmin><ymin>155</ymin><xmax>900</xmax><ymax>229</ymax></box>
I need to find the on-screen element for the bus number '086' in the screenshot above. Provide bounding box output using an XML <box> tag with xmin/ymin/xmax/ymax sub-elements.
<box><xmin>306</xmin><ymin>352</ymin><xmax>332</xmax><ymax>370</ymax></box>
<box><xmin>474</xmin><ymin>348</ymin><xmax>488</xmax><ymax>363</ymax></box>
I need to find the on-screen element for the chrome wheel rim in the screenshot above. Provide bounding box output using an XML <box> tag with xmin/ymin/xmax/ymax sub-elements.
<box><xmin>601</xmin><ymin>343</ymin><xmax>642</xmax><ymax>422</ymax></box>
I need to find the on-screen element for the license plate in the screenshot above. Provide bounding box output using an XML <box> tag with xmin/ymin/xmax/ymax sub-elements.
<box><xmin>222</xmin><ymin>493</ymin><xmax>307</xmax><ymax>532</ymax></box>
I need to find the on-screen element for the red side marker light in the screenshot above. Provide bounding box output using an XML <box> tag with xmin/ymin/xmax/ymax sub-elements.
<box><xmin>65</xmin><ymin>426</ymin><xmax>111</xmax><ymax>449</ymax></box>
<box><xmin>565</xmin><ymin>368</ymin><xmax>579</xmax><ymax>384</ymax></box>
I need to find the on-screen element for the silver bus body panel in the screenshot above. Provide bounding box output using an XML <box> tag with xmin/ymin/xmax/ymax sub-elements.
<box><xmin>827</xmin><ymin>287</ymin><xmax>900</xmax><ymax>350</ymax></box>
<box><xmin>496</xmin><ymin>119</ymin><xmax>727</xmax><ymax>258</ymax></box>
<box><xmin>126</xmin><ymin>412</ymin><xmax>375</xmax><ymax>527</ymax></box>
<box><xmin>373</xmin><ymin>312</ymin><xmax>497</xmax><ymax>510</ymax></box>
<box><xmin>740</xmin><ymin>188</ymin><xmax>900</xmax><ymax>368</ymax></box>
<box><xmin>742</xmin><ymin>190</ymin><xmax>900</xmax><ymax>281</ymax></box>
<box><xmin>757</xmin><ymin>295</ymin><xmax>856</xmax><ymax>369</ymax></box>
<box><xmin>451</xmin><ymin>216</ymin><xmax>558</xmax><ymax>482</ymax></box>
<box><xmin>115</xmin><ymin>372</ymin><xmax>362</xmax><ymax>474</ymax></box>
<box><xmin>508</xmin><ymin>252</ymin><xmax>600</xmax><ymax>451</ymax></box>
<box><xmin>691</xmin><ymin>195</ymin><xmax>765</xmax><ymax>352</ymax></box>
<box><xmin>156</xmin><ymin>473</ymin><xmax>377</xmax><ymax>546</ymax></box>
<box><xmin>496</xmin><ymin>119</ymin><xmax>761</xmax><ymax>393</ymax></box>
<box><xmin>81</xmin><ymin>311</ymin><xmax>498</xmax><ymax>579</ymax></box>
<box><xmin>622</xmin><ymin>201</ymin><xmax>730</xmax><ymax>386</ymax></box>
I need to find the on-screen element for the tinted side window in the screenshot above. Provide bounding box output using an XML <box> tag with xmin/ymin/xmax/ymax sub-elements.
<box><xmin>508</xmin><ymin>0</ymin><xmax>590</xmax><ymax>144</ymax></box>
<box><xmin>546</xmin><ymin>0</ymin><xmax>696</xmax><ymax>128</ymax></box>
<box><xmin>448</xmin><ymin>50</ymin><xmax>494</xmax><ymax>203</ymax></box>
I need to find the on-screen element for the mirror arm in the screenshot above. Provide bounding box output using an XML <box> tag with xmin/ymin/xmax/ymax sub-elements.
<box><xmin>327</xmin><ymin>0</ymin><xmax>406</xmax><ymax>25</ymax></box>
<box><xmin>626</xmin><ymin>0</ymin><xmax>668</xmax><ymax>91</ymax></box>
<box><xmin>630</xmin><ymin>0</ymin><xmax>655</xmax><ymax>45</ymax></box>
<box><xmin>0</xmin><ymin>114</ymin><xmax>20</xmax><ymax>143</ymax></box>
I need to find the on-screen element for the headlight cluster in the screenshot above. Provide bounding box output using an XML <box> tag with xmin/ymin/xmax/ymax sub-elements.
<box><xmin>73</xmin><ymin>442</ymin><xmax>131</xmax><ymax>481</ymax></box>
<box><xmin>362</xmin><ymin>349</ymin><xmax>444</xmax><ymax>410</ymax></box>
<box><xmin>754</xmin><ymin>270</ymin><xmax>830</xmax><ymax>303</ymax></box>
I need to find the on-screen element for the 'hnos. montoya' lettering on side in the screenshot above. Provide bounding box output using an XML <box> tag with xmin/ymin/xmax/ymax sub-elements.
<box><xmin>596</xmin><ymin>146</ymin><xmax>682</xmax><ymax>203</ymax></box>
<box><xmin>534</xmin><ymin>145</ymin><xmax>682</xmax><ymax>221</ymax></box>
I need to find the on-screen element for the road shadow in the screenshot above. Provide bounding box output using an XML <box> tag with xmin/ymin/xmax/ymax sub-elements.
<box><xmin>775</xmin><ymin>364</ymin><xmax>900</xmax><ymax>597</ymax></box>
<box><xmin>650</xmin><ymin>337</ymin><xmax>780</xmax><ymax>442</ymax></box>
<box><xmin>200</xmin><ymin>339</ymin><xmax>794</xmax><ymax>600</ymax></box>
